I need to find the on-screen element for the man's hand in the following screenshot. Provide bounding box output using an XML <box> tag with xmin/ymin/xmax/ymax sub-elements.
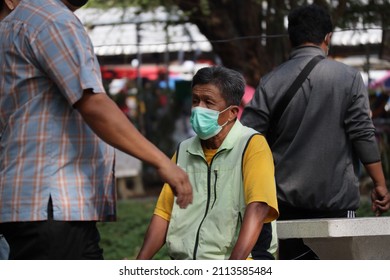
<box><xmin>371</xmin><ymin>186</ymin><xmax>390</xmax><ymax>216</ymax></box>
<box><xmin>364</xmin><ymin>162</ymin><xmax>390</xmax><ymax>216</ymax></box>
<box><xmin>156</xmin><ymin>160</ymin><xmax>193</xmax><ymax>209</ymax></box>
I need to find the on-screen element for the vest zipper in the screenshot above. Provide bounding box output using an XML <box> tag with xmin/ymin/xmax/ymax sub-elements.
<box><xmin>210</xmin><ymin>170</ymin><xmax>218</xmax><ymax>209</ymax></box>
<box><xmin>192</xmin><ymin>150</ymin><xmax>224</xmax><ymax>259</ymax></box>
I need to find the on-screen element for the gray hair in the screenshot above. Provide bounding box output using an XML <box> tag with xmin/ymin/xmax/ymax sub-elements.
<box><xmin>191</xmin><ymin>66</ymin><xmax>245</xmax><ymax>106</ymax></box>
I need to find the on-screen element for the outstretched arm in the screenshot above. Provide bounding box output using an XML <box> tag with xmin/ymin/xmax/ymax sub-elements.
<box><xmin>137</xmin><ymin>215</ymin><xmax>169</xmax><ymax>260</ymax></box>
<box><xmin>229</xmin><ymin>202</ymin><xmax>269</xmax><ymax>260</ymax></box>
<box><xmin>74</xmin><ymin>90</ymin><xmax>192</xmax><ymax>208</ymax></box>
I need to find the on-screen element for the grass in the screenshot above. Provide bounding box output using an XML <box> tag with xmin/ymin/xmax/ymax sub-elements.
<box><xmin>98</xmin><ymin>198</ymin><xmax>169</xmax><ymax>260</ymax></box>
<box><xmin>98</xmin><ymin>196</ymin><xmax>388</xmax><ymax>260</ymax></box>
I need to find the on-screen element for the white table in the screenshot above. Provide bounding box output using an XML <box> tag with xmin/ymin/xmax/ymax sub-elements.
<box><xmin>277</xmin><ymin>217</ymin><xmax>390</xmax><ymax>259</ymax></box>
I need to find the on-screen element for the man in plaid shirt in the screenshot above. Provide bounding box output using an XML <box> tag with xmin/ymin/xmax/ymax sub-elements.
<box><xmin>0</xmin><ymin>0</ymin><xmax>192</xmax><ymax>259</ymax></box>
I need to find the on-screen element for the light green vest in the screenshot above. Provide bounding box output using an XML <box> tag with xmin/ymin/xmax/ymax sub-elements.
<box><xmin>166</xmin><ymin>121</ymin><xmax>259</xmax><ymax>259</ymax></box>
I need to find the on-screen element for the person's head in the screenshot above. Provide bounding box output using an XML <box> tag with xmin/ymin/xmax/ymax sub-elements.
<box><xmin>191</xmin><ymin>66</ymin><xmax>245</xmax><ymax>108</ymax></box>
<box><xmin>190</xmin><ymin>66</ymin><xmax>245</xmax><ymax>140</ymax></box>
<box><xmin>288</xmin><ymin>4</ymin><xmax>333</xmax><ymax>48</ymax></box>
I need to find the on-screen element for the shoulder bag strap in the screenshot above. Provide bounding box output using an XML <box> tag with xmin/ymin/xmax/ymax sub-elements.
<box><xmin>267</xmin><ymin>55</ymin><xmax>324</xmax><ymax>144</ymax></box>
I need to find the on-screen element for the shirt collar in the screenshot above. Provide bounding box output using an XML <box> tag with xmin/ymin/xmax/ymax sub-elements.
<box><xmin>289</xmin><ymin>45</ymin><xmax>326</xmax><ymax>60</ymax></box>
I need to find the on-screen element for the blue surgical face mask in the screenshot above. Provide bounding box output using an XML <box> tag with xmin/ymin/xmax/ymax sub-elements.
<box><xmin>190</xmin><ymin>106</ymin><xmax>230</xmax><ymax>140</ymax></box>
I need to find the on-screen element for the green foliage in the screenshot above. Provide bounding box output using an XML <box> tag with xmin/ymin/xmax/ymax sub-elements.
<box><xmin>199</xmin><ymin>0</ymin><xmax>211</xmax><ymax>15</ymax></box>
<box><xmin>338</xmin><ymin>0</ymin><xmax>390</xmax><ymax>29</ymax></box>
<box><xmin>98</xmin><ymin>198</ymin><xmax>169</xmax><ymax>260</ymax></box>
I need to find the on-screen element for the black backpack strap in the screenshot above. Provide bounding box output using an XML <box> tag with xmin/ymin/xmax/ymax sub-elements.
<box><xmin>267</xmin><ymin>55</ymin><xmax>324</xmax><ymax>144</ymax></box>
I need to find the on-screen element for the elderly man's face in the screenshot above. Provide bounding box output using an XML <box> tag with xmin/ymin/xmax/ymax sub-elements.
<box><xmin>191</xmin><ymin>83</ymin><xmax>234</xmax><ymax>128</ymax></box>
<box><xmin>192</xmin><ymin>84</ymin><xmax>227</xmax><ymax>112</ymax></box>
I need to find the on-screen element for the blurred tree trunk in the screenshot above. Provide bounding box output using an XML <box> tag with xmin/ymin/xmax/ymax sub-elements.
<box><xmin>174</xmin><ymin>0</ymin><xmax>350</xmax><ymax>87</ymax></box>
<box><xmin>175</xmin><ymin>0</ymin><xmax>289</xmax><ymax>87</ymax></box>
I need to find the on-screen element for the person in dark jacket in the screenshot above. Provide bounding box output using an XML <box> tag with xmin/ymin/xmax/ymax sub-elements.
<box><xmin>241</xmin><ymin>4</ymin><xmax>390</xmax><ymax>259</ymax></box>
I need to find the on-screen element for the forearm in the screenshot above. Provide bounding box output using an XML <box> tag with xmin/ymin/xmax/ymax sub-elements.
<box><xmin>74</xmin><ymin>91</ymin><xmax>170</xmax><ymax>168</ymax></box>
<box><xmin>364</xmin><ymin>161</ymin><xmax>390</xmax><ymax>215</ymax></box>
<box><xmin>137</xmin><ymin>215</ymin><xmax>169</xmax><ymax>260</ymax></box>
<box><xmin>229</xmin><ymin>202</ymin><xmax>269</xmax><ymax>260</ymax></box>
<box><xmin>364</xmin><ymin>161</ymin><xmax>387</xmax><ymax>189</ymax></box>
<box><xmin>75</xmin><ymin>91</ymin><xmax>193</xmax><ymax>209</ymax></box>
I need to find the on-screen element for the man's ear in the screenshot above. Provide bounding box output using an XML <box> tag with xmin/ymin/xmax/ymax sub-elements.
<box><xmin>324</xmin><ymin>32</ymin><xmax>332</xmax><ymax>46</ymax></box>
<box><xmin>229</xmin><ymin>105</ymin><xmax>240</xmax><ymax>121</ymax></box>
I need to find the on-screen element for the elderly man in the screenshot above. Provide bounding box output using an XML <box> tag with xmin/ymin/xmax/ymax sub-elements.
<box><xmin>137</xmin><ymin>66</ymin><xmax>279</xmax><ymax>260</ymax></box>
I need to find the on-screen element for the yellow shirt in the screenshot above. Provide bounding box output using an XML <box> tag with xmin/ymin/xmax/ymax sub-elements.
<box><xmin>154</xmin><ymin>134</ymin><xmax>278</xmax><ymax>222</ymax></box>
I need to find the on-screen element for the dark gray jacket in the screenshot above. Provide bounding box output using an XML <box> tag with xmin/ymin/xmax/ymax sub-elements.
<box><xmin>241</xmin><ymin>46</ymin><xmax>380</xmax><ymax>211</ymax></box>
